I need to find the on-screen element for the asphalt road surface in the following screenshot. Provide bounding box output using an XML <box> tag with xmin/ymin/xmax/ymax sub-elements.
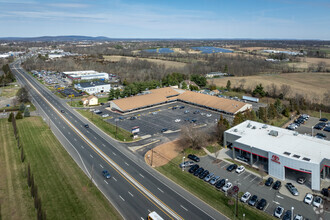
<box><xmin>10</xmin><ymin>61</ymin><xmax>227</xmax><ymax>220</ymax></box>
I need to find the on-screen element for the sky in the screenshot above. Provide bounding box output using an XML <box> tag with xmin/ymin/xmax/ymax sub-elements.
<box><xmin>0</xmin><ymin>0</ymin><xmax>329</xmax><ymax>39</ymax></box>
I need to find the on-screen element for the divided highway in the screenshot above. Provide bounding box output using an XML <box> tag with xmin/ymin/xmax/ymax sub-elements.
<box><xmin>10</xmin><ymin>61</ymin><xmax>227</xmax><ymax>220</ymax></box>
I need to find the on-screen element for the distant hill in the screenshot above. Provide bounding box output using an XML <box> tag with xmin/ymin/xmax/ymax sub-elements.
<box><xmin>0</xmin><ymin>35</ymin><xmax>112</xmax><ymax>42</ymax></box>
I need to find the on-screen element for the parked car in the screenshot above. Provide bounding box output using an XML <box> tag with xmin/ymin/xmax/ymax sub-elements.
<box><xmin>236</xmin><ymin>165</ymin><xmax>245</xmax><ymax>174</ymax></box>
<box><xmin>179</xmin><ymin>161</ymin><xmax>194</xmax><ymax>168</ymax></box>
<box><xmin>265</xmin><ymin>177</ymin><xmax>274</xmax><ymax>186</ymax></box>
<box><xmin>286</xmin><ymin>183</ymin><xmax>299</xmax><ymax>196</ymax></box>
<box><xmin>206</xmin><ymin>114</ymin><xmax>212</xmax><ymax>117</ymax></box>
<box><xmin>313</xmin><ymin>196</ymin><xmax>322</xmax><ymax>208</ymax></box>
<box><xmin>272</xmin><ymin>180</ymin><xmax>282</xmax><ymax>190</ymax></box>
<box><xmin>184</xmin><ymin>110</ymin><xmax>189</xmax><ymax>114</ymax></box>
<box><xmin>161</xmin><ymin>128</ymin><xmax>168</xmax><ymax>133</ymax></box>
<box><xmin>191</xmin><ymin>119</ymin><xmax>197</xmax><ymax>123</ymax></box>
<box><xmin>188</xmin><ymin>154</ymin><xmax>200</xmax><ymax>162</ymax></box>
<box><xmin>222</xmin><ymin>182</ymin><xmax>233</xmax><ymax>192</ymax></box>
<box><xmin>215</xmin><ymin>179</ymin><xmax>226</xmax><ymax>189</ymax></box>
<box><xmin>314</xmin><ymin>122</ymin><xmax>326</xmax><ymax>130</ymax></box>
<box><xmin>199</xmin><ymin>170</ymin><xmax>209</xmax><ymax>179</ymax></box>
<box><xmin>209</xmin><ymin>176</ymin><xmax>220</xmax><ymax>185</ymax></box>
<box><xmin>102</xmin><ymin>114</ymin><xmax>109</xmax><ymax>118</ymax></box>
<box><xmin>316</xmin><ymin>133</ymin><xmax>327</xmax><ymax>139</ymax></box>
<box><xmin>304</xmin><ymin>193</ymin><xmax>313</xmax><ymax>205</ymax></box>
<box><xmin>294</xmin><ymin>214</ymin><xmax>303</xmax><ymax>220</ymax></box>
<box><xmin>256</xmin><ymin>199</ymin><xmax>267</xmax><ymax>210</ymax></box>
<box><xmin>240</xmin><ymin>192</ymin><xmax>251</xmax><ymax>203</ymax></box>
<box><xmin>227</xmin><ymin>164</ymin><xmax>238</xmax><ymax>172</ymax></box>
<box><xmin>274</xmin><ymin>206</ymin><xmax>284</xmax><ymax>218</ymax></box>
<box><xmin>324</xmin><ymin>126</ymin><xmax>330</xmax><ymax>132</ymax></box>
<box><xmin>179</xmin><ymin>106</ymin><xmax>185</xmax><ymax>109</ymax></box>
<box><xmin>193</xmin><ymin>110</ymin><xmax>200</xmax><ymax>114</ymax></box>
<box><xmin>236</xmin><ymin>155</ymin><xmax>249</xmax><ymax>162</ymax></box>
<box><xmin>188</xmin><ymin>164</ymin><xmax>199</xmax><ymax>173</ymax></box>
<box><xmin>102</xmin><ymin>170</ymin><xmax>111</xmax><ymax>179</ymax></box>
<box><xmin>297</xmin><ymin>177</ymin><xmax>306</xmax><ymax>184</ymax></box>
<box><xmin>282</xmin><ymin>210</ymin><xmax>292</xmax><ymax>220</ymax></box>
<box><xmin>248</xmin><ymin>195</ymin><xmax>258</xmax><ymax>206</ymax></box>
<box><xmin>320</xmin><ymin>118</ymin><xmax>328</xmax><ymax>122</ymax></box>
<box><xmin>194</xmin><ymin>167</ymin><xmax>204</xmax><ymax>176</ymax></box>
<box><xmin>232</xmin><ymin>185</ymin><xmax>239</xmax><ymax>193</ymax></box>
<box><xmin>204</xmin><ymin>173</ymin><xmax>214</xmax><ymax>182</ymax></box>
<box><xmin>175</xmin><ymin>119</ymin><xmax>181</xmax><ymax>122</ymax></box>
<box><xmin>130</xmin><ymin>116</ymin><xmax>137</xmax><ymax>120</ymax></box>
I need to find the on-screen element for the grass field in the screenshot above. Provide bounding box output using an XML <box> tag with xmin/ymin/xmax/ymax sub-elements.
<box><xmin>1</xmin><ymin>117</ymin><xmax>122</xmax><ymax>219</ymax></box>
<box><xmin>77</xmin><ymin>109</ymin><xmax>133</xmax><ymax>142</ymax></box>
<box><xmin>156</xmin><ymin>155</ymin><xmax>272</xmax><ymax>220</ymax></box>
<box><xmin>103</xmin><ymin>55</ymin><xmax>187</xmax><ymax>69</ymax></box>
<box><xmin>211</xmin><ymin>72</ymin><xmax>330</xmax><ymax>103</ymax></box>
<box><xmin>0</xmin><ymin>84</ymin><xmax>20</xmax><ymax>97</ymax></box>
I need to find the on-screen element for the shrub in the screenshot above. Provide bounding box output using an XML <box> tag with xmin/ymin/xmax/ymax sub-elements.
<box><xmin>16</xmin><ymin>111</ymin><xmax>23</xmax><ymax>119</ymax></box>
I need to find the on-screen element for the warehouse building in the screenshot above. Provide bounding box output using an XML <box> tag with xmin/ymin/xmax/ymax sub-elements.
<box><xmin>74</xmin><ymin>81</ymin><xmax>111</xmax><ymax>94</ymax></box>
<box><xmin>62</xmin><ymin>70</ymin><xmax>109</xmax><ymax>82</ymax></box>
<box><xmin>224</xmin><ymin>120</ymin><xmax>330</xmax><ymax>191</ymax></box>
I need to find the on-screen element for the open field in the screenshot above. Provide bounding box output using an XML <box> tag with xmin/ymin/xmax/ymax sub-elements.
<box><xmin>0</xmin><ymin>84</ymin><xmax>20</xmax><ymax>98</ymax></box>
<box><xmin>9</xmin><ymin>117</ymin><xmax>122</xmax><ymax>219</ymax></box>
<box><xmin>211</xmin><ymin>72</ymin><xmax>330</xmax><ymax>103</ymax></box>
<box><xmin>103</xmin><ymin>55</ymin><xmax>187</xmax><ymax>69</ymax></box>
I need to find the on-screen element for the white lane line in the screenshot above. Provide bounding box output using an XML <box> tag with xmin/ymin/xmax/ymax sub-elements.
<box><xmin>74</xmin><ymin>138</ymin><xmax>77</xmax><ymax>141</ymax></box>
<box><xmin>221</xmin><ymin>163</ymin><xmax>227</xmax><ymax>168</ymax></box>
<box><xmin>250</xmin><ymin>176</ymin><xmax>257</xmax><ymax>182</ymax></box>
<box><xmin>148</xmin><ymin>209</ymin><xmax>151</xmax><ymax>213</ymax></box>
<box><xmin>140</xmin><ymin>217</ymin><xmax>144</xmax><ymax>220</ymax></box>
<box><xmin>90</xmin><ymin>154</ymin><xmax>93</xmax><ymax>158</ymax></box>
<box><xmin>68</xmin><ymin>132</ymin><xmax>70</xmax><ymax>135</ymax></box>
<box><xmin>113</xmin><ymin>152</ymin><xmax>117</xmax><ymax>156</ymax></box>
<box><xmin>119</xmin><ymin>195</ymin><xmax>125</xmax><ymax>201</ymax></box>
<box><xmin>180</xmin><ymin>205</ymin><xmax>188</xmax><ymax>211</ymax></box>
<box><xmin>124</xmin><ymin>162</ymin><xmax>129</xmax><ymax>166</ymax></box>
<box><xmin>139</xmin><ymin>173</ymin><xmax>144</xmax><ymax>178</ymax></box>
<box><xmin>63</xmin><ymin>126</ymin><xmax>65</xmax><ymax>129</ymax></box>
<box><xmin>100</xmin><ymin>164</ymin><xmax>104</xmax><ymax>168</ymax></box>
<box><xmin>94</xmin><ymin>136</ymin><xmax>97</xmax><ymax>140</ymax></box>
<box><xmin>264</xmin><ymin>203</ymin><xmax>270</xmax><ymax>211</ymax></box>
<box><xmin>276</xmin><ymin>195</ymin><xmax>284</xmax><ymax>199</ymax></box>
<box><xmin>238</xmin><ymin>172</ymin><xmax>244</xmax><ymax>176</ymax></box>
<box><xmin>113</xmin><ymin>177</ymin><xmax>117</xmax><ymax>182</ymax></box>
<box><xmin>273</xmin><ymin>201</ymin><xmax>280</xmax><ymax>205</ymax></box>
<box><xmin>269</xmin><ymin>187</ymin><xmax>272</xmax><ymax>190</ymax></box>
<box><xmin>104</xmin><ymin>180</ymin><xmax>108</xmax><ymax>184</ymax></box>
<box><xmin>102</xmin><ymin>144</ymin><xmax>106</xmax><ymax>147</ymax></box>
<box><xmin>157</xmin><ymin>188</ymin><xmax>164</xmax><ymax>193</ymax></box>
<box><xmin>86</xmin><ymin>130</ymin><xmax>90</xmax><ymax>133</ymax></box>
<box><xmin>128</xmin><ymin>191</ymin><xmax>134</xmax><ymax>197</ymax></box>
<box><xmin>80</xmin><ymin>125</ymin><xmax>82</xmax><ymax>127</ymax></box>
<box><xmin>81</xmin><ymin>145</ymin><xmax>84</xmax><ymax>149</ymax></box>
<box><xmin>244</xmin><ymin>174</ymin><xmax>251</xmax><ymax>179</ymax></box>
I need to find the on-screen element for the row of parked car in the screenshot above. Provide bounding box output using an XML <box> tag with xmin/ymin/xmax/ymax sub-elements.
<box><xmin>287</xmin><ymin>114</ymin><xmax>310</xmax><ymax>130</ymax></box>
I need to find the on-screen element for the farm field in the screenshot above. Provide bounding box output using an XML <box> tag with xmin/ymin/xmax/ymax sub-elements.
<box><xmin>103</xmin><ymin>55</ymin><xmax>187</xmax><ymax>69</ymax></box>
<box><xmin>211</xmin><ymin>72</ymin><xmax>330</xmax><ymax>103</ymax></box>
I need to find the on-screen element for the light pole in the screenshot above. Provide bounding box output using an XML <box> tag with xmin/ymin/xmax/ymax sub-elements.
<box><xmin>291</xmin><ymin>207</ymin><xmax>294</xmax><ymax>220</ymax></box>
<box><xmin>312</xmin><ymin>126</ymin><xmax>314</xmax><ymax>137</ymax></box>
<box><xmin>243</xmin><ymin>214</ymin><xmax>245</xmax><ymax>220</ymax></box>
<box><xmin>182</xmin><ymin>156</ymin><xmax>185</xmax><ymax>172</ymax></box>
<box><xmin>115</xmin><ymin>119</ymin><xmax>119</xmax><ymax>138</ymax></box>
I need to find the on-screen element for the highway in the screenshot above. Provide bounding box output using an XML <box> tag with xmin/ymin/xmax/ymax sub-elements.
<box><xmin>10</xmin><ymin>61</ymin><xmax>228</xmax><ymax>220</ymax></box>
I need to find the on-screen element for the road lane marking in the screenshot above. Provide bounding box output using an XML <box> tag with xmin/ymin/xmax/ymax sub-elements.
<box><xmin>276</xmin><ymin>195</ymin><xmax>284</xmax><ymax>199</ymax></box>
<box><xmin>125</xmin><ymin>162</ymin><xmax>129</xmax><ymax>166</ymax></box>
<box><xmin>100</xmin><ymin>164</ymin><xmax>104</xmax><ymax>168</ymax></box>
<box><xmin>113</xmin><ymin>152</ymin><xmax>117</xmax><ymax>156</ymax></box>
<box><xmin>157</xmin><ymin>188</ymin><xmax>164</xmax><ymax>193</ymax></box>
<box><xmin>113</xmin><ymin>177</ymin><xmax>117</xmax><ymax>181</ymax></box>
<box><xmin>104</xmin><ymin>180</ymin><xmax>108</xmax><ymax>184</ymax></box>
<box><xmin>102</xmin><ymin>144</ymin><xmax>106</xmax><ymax>147</ymax></box>
<box><xmin>63</xmin><ymin>126</ymin><xmax>65</xmax><ymax>129</ymax></box>
<box><xmin>94</xmin><ymin>136</ymin><xmax>97</xmax><ymax>140</ymax></box>
<box><xmin>86</xmin><ymin>130</ymin><xmax>90</xmax><ymax>133</ymax></box>
<box><xmin>74</xmin><ymin>138</ymin><xmax>77</xmax><ymax>141</ymax></box>
<box><xmin>68</xmin><ymin>132</ymin><xmax>70</xmax><ymax>135</ymax></box>
<box><xmin>81</xmin><ymin>145</ymin><xmax>84</xmax><ymax>149</ymax></box>
<box><xmin>273</xmin><ymin>201</ymin><xmax>280</xmax><ymax>205</ymax></box>
<box><xmin>90</xmin><ymin>154</ymin><xmax>93</xmax><ymax>158</ymax></box>
<box><xmin>128</xmin><ymin>191</ymin><xmax>134</xmax><ymax>197</ymax></box>
<box><xmin>269</xmin><ymin>187</ymin><xmax>272</xmax><ymax>190</ymax></box>
<box><xmin>180</xmin><ymin>205</ymin><xmax>188</xmax><ymax>211</ymax></box>
<box><xmin>221</xmin><ymin>163</ymin><xmax>227</xmax><ymax>168</ymax></box>
<box><xmin>119</xmin><ymin>195</ymin><xmax>125</xmax><ymax>201</ymax></box>
<box><xmin>139</xmin><ymin>173</ymin><xmax>144</xmax><ymax>178</ymax></box>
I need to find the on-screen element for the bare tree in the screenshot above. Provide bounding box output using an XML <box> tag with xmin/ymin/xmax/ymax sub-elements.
<box><xmin>280</xmin><ymin>84</ymin><xmax>292</xmax><ymax>99</ymax></box>
<box><xmin>267</xmin><ymin>83</ymin><xmax>278</xmax><ymax>97</ymax></box>
<box><xmin>179</xmin><ymin>124</ymin><xmax>208</xmax><ymax>150</ymax></box>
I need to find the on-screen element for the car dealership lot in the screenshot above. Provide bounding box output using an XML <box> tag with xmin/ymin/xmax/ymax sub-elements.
<box><xmin>294</xmin><ymin>116</ymin><xmax>330</xmax><ymax>141</ymax></box>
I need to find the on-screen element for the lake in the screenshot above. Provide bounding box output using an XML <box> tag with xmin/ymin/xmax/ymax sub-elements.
<box><xmin>191</xmin><ymin>47</ymin><xmax>233</xmax><ymax>54</ymax></box>
<box><xmin>143</xmin><ymin>48</ymin><xmax>174</xmax><ymax>53</ymax></box>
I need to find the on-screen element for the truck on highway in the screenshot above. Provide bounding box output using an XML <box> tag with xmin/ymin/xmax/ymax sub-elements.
<box><xmin>148</xmin><ymin>211</ymin><xmax>164</xmax><ymax>220</ymax></box>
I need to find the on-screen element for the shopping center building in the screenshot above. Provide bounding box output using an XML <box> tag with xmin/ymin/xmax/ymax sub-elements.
<box><xmin>224</xmin><ymin>120</ymin><xmax>330</xmax><ymax>191</ymax></box>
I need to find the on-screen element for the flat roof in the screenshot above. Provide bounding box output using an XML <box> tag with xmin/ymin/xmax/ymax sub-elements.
<box><xmin>77</xmin><ymin>81</ymin><xmax>110</xmax><ymax>88</ymax></box>
<box><xmin>226</xmin><ymin>120</ymin><xmax>330</xmax><ymax>164</ymax></box>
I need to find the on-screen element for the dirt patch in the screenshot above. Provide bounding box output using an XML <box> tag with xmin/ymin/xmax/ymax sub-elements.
<box><xmin>145</xmin><ymin>140</ymin><xmax>182</xmax><ymax>167</ymax></box>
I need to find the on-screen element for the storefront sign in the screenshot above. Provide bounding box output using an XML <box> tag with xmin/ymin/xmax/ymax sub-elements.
<box><xmin>271</xmin><ymin>155</ymin><xmax>280</xmax><ymax>164</ymax></box>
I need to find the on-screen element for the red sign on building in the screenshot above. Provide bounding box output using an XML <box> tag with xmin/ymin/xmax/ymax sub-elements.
<box><xmin>271</xmin><ymin>155</ymin><xmax>280</xmax><ymax>164</ymax></box>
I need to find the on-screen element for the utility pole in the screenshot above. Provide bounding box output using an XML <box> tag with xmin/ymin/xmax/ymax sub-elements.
<box><xmin>115</xmin><ymin>119</ymin><xmax>119</xmax><ymax>138</ymax></box>
<box><xmin>151</xmin><ymin>148</ymin><xmax>154</xmax><ymax>167</ymax></box>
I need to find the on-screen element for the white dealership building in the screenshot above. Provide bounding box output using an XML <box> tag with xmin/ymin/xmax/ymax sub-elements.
<box><xmin>224</xmin><ymin>120</ymin><xmax>330</xmax><ymax>191</ymax></box>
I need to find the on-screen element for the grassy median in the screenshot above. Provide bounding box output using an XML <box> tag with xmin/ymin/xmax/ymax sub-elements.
<box><xmin>77</xmin><ymin>109</ymin><xmax>133</xmax><ymax>142</ymax></box>
<box><xmin>156</xmin><ymin>155</ymin><xmax>273</xmax><ymax>220</ymax></box>
<box><xmin>0</xmin><ymin>117</ymin><xmax>122</xmax><ymax>220</ymax></box>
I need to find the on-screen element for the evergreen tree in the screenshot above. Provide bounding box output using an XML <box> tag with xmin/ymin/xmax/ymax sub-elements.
<box><xmin>267</xmin><ymin>104</ymin><xmax>277</xmax><ymax>119</ymax></box>
<box><xmin>16</xmin><ymin>111</ymin><xmax>23</xmax><ymax>119</ymax></box>
<box><xmin>252</xmin><ymin>84</ymin><xmax>266</xmax><ymax>97</ymax></box>
<box><xmin>8</xmin><ymin>112</ymin><xmax>14</xmax><ymax>122</ymax></box>
<box><xmin>181</xmin><ymin>81</ymin><xmax>187</xmax><ymax>89</ymax></box>
<box><xmin>226</xmin><ymin>80</ymin><xmax>231</xmax><ymax>91</ymax></box>
<box><xmin>258</xmin><ymin>107</ymin><xmax>267</xmax><ymax>122</ymax></box>
<box><xmin>19</xmin><ymin>103</ymin><xmax>26</xmax><ymax>112</ymax></box>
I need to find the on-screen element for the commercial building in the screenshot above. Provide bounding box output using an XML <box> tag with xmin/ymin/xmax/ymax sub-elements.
<box><xmin>224</xmin><ymin>120</ymin><xmax>330</xmax><ymax>191</ymax></box>
<box><xmin>74</xmin><ymin>81</ymin><xmax>111</xmax><ymax>94</ymax></box>
<box><xmin>62</xmin><ymin>70</ymin><xmax>109</xmax><ymax>82</ymax></box>
<box><xmin>82</xmin><ymin>95</ymin><xmax>98</xmax><ymax>106</ymax></box>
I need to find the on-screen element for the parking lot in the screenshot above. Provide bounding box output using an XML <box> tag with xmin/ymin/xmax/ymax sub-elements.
<box><xmin>98</xmin><ymin>102</ymin><xmax>233</xmax><ymax>137</ymax></box>
<box><xmin>187</xmin><ymin>155</ymin><xmax>329</xmax><ymax>220</ymax></box>
<box><xmin>293</xmin><ymin>116</ymin><xmax>330</xmax><ymax>141</ymax></box>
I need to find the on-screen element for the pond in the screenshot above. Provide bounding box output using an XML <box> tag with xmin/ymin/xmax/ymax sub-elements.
<box><xmin>191</xmin><ymin>47</ymin><xmax>233</xmax><ymax>54</ymax></box>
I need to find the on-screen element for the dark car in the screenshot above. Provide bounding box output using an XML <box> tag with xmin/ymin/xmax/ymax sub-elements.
<box><xmin>265</xmin><ymin>177</ymin><xmax>274</xmax><ymax>186</ymax></box>
<box><xmin>324</xmin><ymin>126</ymin><xmax>330</xmax><ymax>132</ymax></box>
<box><xmin>248</xmin><ymin>195</ymin><xmax>258</xmax><ymax>206</ymax></box>
<box><xmin>161</xmin><ymin>128</ymin><xmax>168</xmax><ymax>133</ymax></box>
<box><xmin>130</xmin><ymin>116</ymin><xmax>137</xmax><ymax>120</ymax></box>
<box><xmin>60</xmin><ymin>109</ymin><xmax>65</xmax><ymax>113</ymax></box>
<box><xmin>191</xmin><ymin>119</ymin><xmax>197</xmax><ymax>123</ymax></box>
<box><xmin>179</xmin><ymin>106</ymin><xmax>185</xmax><ymax>109</ymax></box>
<box><xmin>172</xmin><ymin>106</ymin><xmax>177</xmax><ymax>110</ymax></box>
<box><xmin>256</xmin><ymin>199</ymin><xmax>267</xmax><ymax>210</ymax></box>
<box><xmin>215</xmin><ymin>179</ymin><xmax>226</xmax><ymax>189</ymax></box>
<box><xmin>282</xmin><ymin>210</ymin><xmax>292</xmax><ymax>220</ymax></box>
<box><xmin>320</xmin><ymin>118</ymin><xmax>328</xmax><ymax>122</ymax></box>
<box><xmin>188</xmin><ymin>154</ymin><xmax>200</xmax><ymax>162</ymax></box>
<box><xmin>100</xmin><ymin>102</ymin><xmax>104</xmax><ymax>105</ymax></box>
<box><xmin>188</xmin><ymin>164</ymin><xmax>199</xmax><ymax>173</ymax></box>
<box><xmin>227</xmin><ymin>164</ymin><xmax>238</xmax><ymax>172</ymax></box>
<box><xmin>194</xmin><ymin>167</ymin><xmax>204</xmax><ymax>176</ymax></box>
<box><xmin>316</xmin><ymin>133</ymin><xmax>327</xmax><ymax>139</ymax></box>
<box><xmin>199</xmin><ymin>170</ymin><xmax>209</xmax><ymax>179</ymax></box>
<box><xmin>273</xmin><ymin>180</ymin><xmax>282</xmax><ymax>190</ymax></box>
<box><xmin>84</xmin><ymin>124</ymin><xmax>89</xmax><ymax>128</ymax></box>
<box><xmin>193</xmin><ymin>110</ymin><xmax>200</xmax><ymax>114</ymax></box>
<box><xmin>314</xmin><ymin>122</ymin><xmax>326</xmax><ymax>130</ymax></box>
<box><xmin>102</xmin><ymin>170</ymin><xmax>111</xmax><ymax>179</ymax></box>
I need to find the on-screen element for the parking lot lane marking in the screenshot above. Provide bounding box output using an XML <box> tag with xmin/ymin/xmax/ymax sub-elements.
<box><xmin>269</xmin><ymin>187</ymin><xmax>272</xmax><ymax>190</ymax></box>
<box><xmin>102</xmin><ymin>144</ymin><xmax>106</xmax><ymax>147</ymax></box>
<box><xmin>74</xmin><ymin>138</ymin><xmax>77</xmax><ymax>141</ymax></box>
<box><xmin>238</xmin><ymin>172</ymin><xmax>244</xmax><ymax>176</ymax></box>
<box><xmin>112</xmin><ymin>152</ymin><xmax>117</xmax><ymax>156</ymax></box>
<box><xmin>90</xmin><ymin>154</ymin><xmax>93</xmax><ymax>158</ymax></box>
<box><xmin>250</xmin><ymin>176</ymin><xmax>257</xmax><ymax>182</ymax></box>
<box><xmin>86</xmin><ymin>130</ymin><xmax>90</xmax><ymax>133</ymax></box>
<box><xmin>113</xmin><ymin>177</ymin><xmax>117</xmax><ymax>182</ymax></box>
<box><xmin>94</xmin><ymin>136</ymin><xmax>97</xmax><ymax>140</ymax></box>
<box><xmin>157</xmin><ymin>188</ymin><xmax>164</xmax><ymax>193</ymax></box>
<box><xmin>244</xmin><ymin>174</ymin><xmax>251</xmax><ymax>179</ymax></box>
<box><xmin>80</xmin><ymin>125</ymin><xmax>82</xmax><ymax>127</ymax></box>
<box><xmin>68</xmin><ymin>132</ymin><xmax>70</xmax><ymax>135</ymax></box>
<box><xmin>128</xmin><ymin>191</ymin><xmax>134</xmax><ymax>197</ymax></box>
<box><xmin>140</xmin><ymin>217</ymin><xmax>144</xmax><ymax>220</ymax></box>
<box><xmin>180</xmin><ymin>205</ymin><xmax>188</xmax><ymax>211</ymax></box>
<box><xmin>276</xmin><ymin>195</ymin><xmax>284</xmax><ymax>199</ymax></box>
<box><xmin>104</xmin><ymin>180</ymin><xmax>108</xmax><ymax>184</ymax></box>
<box><xmin>264</xmin><ymin>203</ymin><xmax>270</xmax><ymax>211</ymax></box>
<box><xmin>124</xmin><ymin>162</ymin><xmax>129</xmax><ymax>166</ymax></box>
<box><xmin>221</xmin><ymin>163</ymin><xmax>227</xmax><ymax>169</ymax></box>
<box><xmin>273</xmin><ymin>201</ymin><xmax>280</xmax><ymax>205</ymax></box>
<box><xmin>81</xmin><ymin>145</ymin><xmax>84</xmax><ymax>149</ymax></box>
<box><xmin>139</xmin><ymin>173</ymin><xmax>145</xmax><ymax>178</ymax></box>
<box><xmin>119</xmin><ymin>195</ymin><xmax>125</xmax><ymax>201</ymax></box>
<box><xmin>148</xmin><ymin>209</ymin><xmax>151</xmax><ymax>213</ymax></box>
<box><xmin>100</xmin><ymin>164</ymin><xmax>103</xmax><ymax>168</ymax></box>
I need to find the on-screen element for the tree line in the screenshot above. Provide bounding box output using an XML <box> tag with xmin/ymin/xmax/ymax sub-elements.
<box><xmin>1</xmin><ymin>64</ymin><xmax>16</xmax><ymax>86</ymax></box>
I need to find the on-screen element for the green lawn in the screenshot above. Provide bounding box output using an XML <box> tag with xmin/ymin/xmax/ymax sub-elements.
<box><xmin>306</xmin><ymin>110</ymin><xmax>330</xmax><ymax>119</ymax></box>
<box><xmin>268</xmin><ymin>116</ymin><xmax>290</xmax><ymax>127</ymax></box>
<box><xmin>0</xmin><ymin>84</ymin><xmax>20</xmax><ymax>97</ymax></box>
<box><xmin>77</xmin><ymin>109</ymin><xmax>133</xmax><ymax>142</ymax></box>
<box><xmin>67</xmin><ymin>100</ymin><xmax>84</xmax><ymax>107</ymax></box>
<box><xmin>14</xmin><ymin>117</ymin><xmax>122</xmax><ymax>219</ymax></box>
<box><xmin>98</xmin><ymin>97</ymin><xmax>109</xmax><ymax>103</ymax></box>
<box><xmin>156</xmin><ymin>156</ymin><xmax>273</xmax><ymax>220</ymax></box>
<box><xmin>0</xmin><ymin>102</ymin><xmax>35</xmax><ymax>112</ymax></box>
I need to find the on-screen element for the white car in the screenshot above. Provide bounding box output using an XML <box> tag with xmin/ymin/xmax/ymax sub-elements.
<box><xmin>222</xmin><ymin>182</ymin><xmax>233</xmax><ymax>192</ymax></box>
<box><xmin>294</xmin><ymin>214</ymin><xmax>303</xmax><ymax>220</ymax></box>
<box><xmin>274</xmin><ymin>206</ymin><xmax>284</xmax><ymax>218</ymax></box>
<box><xmin>206</xmin><ymin>114</ymin><xmax>212</xmax><ymax>117</ymax></box>
<box><xmin>240</xmin><ymin>192</ymin><xmax>251</xmax><ymax>203</ymax></box>
<box><xmin>313</xmin><ymin>196</ymin><xmax>322</xmax><ymax>208</ymax></box>
<box><xmin>236</xmin><ymin>165</ymin><xmax>245</xmax><ymax>174</ymax></box>
<box><xmin>304</xmin><ymin>193</ymin><xmax>313</xmax><ymax>205</ymax></box>
<box><xmin>175</xmin><ymin>119</ymin><xmax>181</xmax><ymax>122</ymax></box>
<box><xmin>102</xmin><ymin>114</ymin><xmax>109</xmax><ymax>118</ymax></box>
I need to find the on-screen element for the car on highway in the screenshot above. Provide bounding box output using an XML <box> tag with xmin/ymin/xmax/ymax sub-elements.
<box><xmin>222</xmin><ymin>182</ymin><xmax>233</xmax><ymax>192</ymax></box>
<box><xmin>161</xmin><ymin>128</ymin><xmax>168</xmax><ymax>133</ymax></box>
<box><xmin>179</xmin><ymin>161</ymin><xmax>194</xmax><ymax>168</ymax></box>
<box><xmin>297</xmin><ymin>177</ymin><xmax>306</xmax><ymax>184</ymax></box>
<box><xmin>102</xmin><ymin>170</ymin><xmax>111</xmax><ymax>179</ymax></box>
<box><xmin>209</xmin><ymin>176</ymin><xmax>220</xmax><ymax>185</ymax></box>
<box><xmin>265</xmin><ymin>177</ymin><xmax>274</xmax><ymax>186</ymax></box>
<box><xmin>293</xmin><ymin>214</ymin><xmax>303</xmax><ymax>220</ymax></box>
<box><xmin>274</xmin><ymin>206</ymin><xmax>284</xmax><ymax>218</ymax></box>
<box><xmin>256</xmin><ymin>198</ymin><xmax>267</xmax><ymax>210</ymax></box>
<box><xmin>199</xmin><ymin>170</ymin><xmax>209</xmax><ymax>179</ymax></box>
<box><xmin>204</xmin><ymin>173</ymin><xmax>214</xmax><ymax>182</ymax></box>
<box><xmin>282</xmin><ymin>210</ymin><xmax>292</xmax><ymax>220</ymax></box>
<box><xmin>187</xmin><ymin>154</ymin><xmax>200</xmax><ymax>162</ymax></box>
<box><xmin>84</xmin><ymin>124</ymin><xmax>89</xmax><ymax>128</ymax></box>
<box><xmin>188</xmin><ymin>164</ymin><xmax>199</xmax><ymax>173</ymax></box>
<box><xmin>286</xmin><ymin>182</ymin><xmax>299</xmax><ymax>196</ymax></box>
<box><xmin>304</xmin><ymin>193</ymin><xmax>313</xmax><ymax>205</ymax></box>
<box><xmin>226</xmin><ymin>164</ymin><xmax>238</xmax><ymax>172</ymax></box>
<box><xmin>272</xmin><ymin>180</ymin><xmax>282</xmax><ymax>190</ymax></box>
<box><xmin>313</xmin><ymin>196</ymin><xmax>322</xmax><ymax>208</ymax></box>
<box><xmin>175</xmin><ymin>119</ymin><xmax>181</xmax><ymax>122</ymax></box>
<box><xmin>215</xmin><ymin>179</ymin><xmax>226</xmax><ymax>189</ymax></box>
<box><xmin>240</xmin><ymin>192</ymin><xmax>251</xmax><ymax>203</ymax></box>
<box><xmin>248</xmin><ymin>195</ymin><xmax>258</xmax><ymax>206</ymax></box>
<box><xmin>194</xmin><ymin>167</ymin><xmax>204</xmax><ymax>176</ymax></box>
<box><xmin>60</xmin><ymin>109</ymin><xmax>65</xmax><ymax>113</ymax></box>
<box><xmin>102</xmin><ymin>114</ymin><xmax>109</xmax><ymax>118</ymax></box>
<box><xmin>235</xmin><ymin>165</ymin><xmax>245</xmax><ymax>174</ymax></box>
